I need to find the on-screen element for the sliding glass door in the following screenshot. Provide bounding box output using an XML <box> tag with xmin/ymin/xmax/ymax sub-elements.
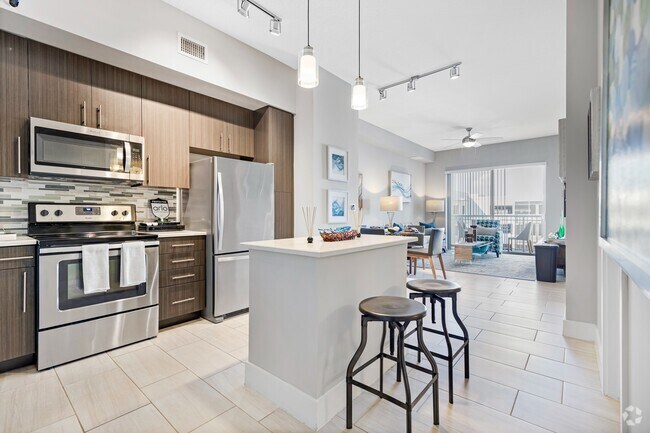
<box><xmin>446</xmin><ymin>164</ymin><xmax>546</xmax><ymax>251</ymax></box>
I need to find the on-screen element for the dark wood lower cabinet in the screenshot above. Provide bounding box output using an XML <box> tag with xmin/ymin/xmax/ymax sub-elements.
<box><xmin>0</xmin><ymin>266</ymin><xmax>35</xmax><ymax>363</ymax></box>
<box><xmin>158</xmin><ymin>237</ymin><xmax>206</xmax><ymax>326</ymax></box>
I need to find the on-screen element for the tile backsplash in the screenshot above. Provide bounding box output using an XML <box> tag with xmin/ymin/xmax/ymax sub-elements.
<box><xmin>0</xmin><ymin>177</ymin><xmax>176</xmax><ymax>234</ymax></box>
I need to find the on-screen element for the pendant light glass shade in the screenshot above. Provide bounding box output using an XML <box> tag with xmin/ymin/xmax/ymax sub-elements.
<box><xmin>298</xmin><ymin>46</ymin><xmax>319</xmax><ymax>88</ymax></box>
<box><xmin>351</xmin><ymin>76</ymin><xmax>368</xmax><ymax>110</ymax></box>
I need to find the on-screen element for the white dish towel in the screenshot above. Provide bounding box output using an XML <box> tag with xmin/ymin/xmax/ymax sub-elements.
<box><xmin>82</xmin><ymin>243</ymin><xmax>111</xmax><ymax>294</ymax></box>
<box><xmin>120</xmin><ymin>241</ymin><xmax>147</xmax><ymax>287</ymax></box>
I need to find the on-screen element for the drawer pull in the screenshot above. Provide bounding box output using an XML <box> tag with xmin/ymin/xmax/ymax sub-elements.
<box><xmin>171</xmin><ymin>243</ymin><xmax>195</xmax><ymax>248</ymax></box>
<box><xmin>0</xmin><ymin>256</ymin><xmax>33</xmax><ymax>262</ymax></box>
<box><xmin>171</xmin><ymin>258</ymin><xmax>195</xmax><ymax>264</ymax></box>
<box><xmin>171</xmin><ymin>273</ymin><xmax>195</xmax><ymax>280</ymax></box>
<box><xmin>172</xmin><ymin>297</ymin><xmax>196</xmax><ymax>305</ymax></box>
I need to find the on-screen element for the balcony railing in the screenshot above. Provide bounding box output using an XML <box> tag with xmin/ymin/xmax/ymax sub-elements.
<box><xmin>449</xmin><ymin>214</ymin><xmax>545</xmax><ymax>254</ymax></box>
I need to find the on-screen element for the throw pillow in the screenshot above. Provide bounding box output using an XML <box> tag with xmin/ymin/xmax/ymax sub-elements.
<box><xmin>393</xmin><ymin>223</ymin><xmax>403</xmax><ymax>232</ymax></box>
<box><xmin>475</xmin><ymin>225</ymin><xmax>497</xmax><ymax>236</ymax></box>
<box><xmin>419</xmin><ymin>221</ymin><xmax>436</xmax><ymax>229</ymax></box>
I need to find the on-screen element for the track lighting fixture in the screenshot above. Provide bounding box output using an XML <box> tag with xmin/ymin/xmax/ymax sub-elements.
<box><xmin>237</xmin><ymin>0</ymin><xmax>251</xmax><ymax>17</ymax></box>
<box><xmin>351</xmin><ymin>0</ymin><xmax>367</xmax><ymax>110</ymax></box>
<box><xmin>237</xmin><ymin>0</ymin><xmax>282</xmax><ymax>36</ymax></box>
<box><xmin>269</xmin><ymin>18</ymin><xmax>282</xmax><ymax>35</ymax></box>
<box><xmin>407</xmin><ymin>77</ymin><xmax>416</xmax><ymax>92</ymax></box>
<box><xmin>298</xmin><ymin>0</ymin><xmax>319</xmax><ymax>88</ymax></box>
<box><xmin>450</xmin><ymin>65</ymin><xmax>460</xmax><ymax>80</ymax></box>
<box><xmin>377</xmin><ymin>61</ymin><xmax>462</xmax><ymax>101</ymax></box>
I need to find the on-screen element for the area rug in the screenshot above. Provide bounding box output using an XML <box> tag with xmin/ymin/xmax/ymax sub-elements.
<box><xmin>417</xmin><ymin>251</ymin><xmax>564</xmax><ymax>281</ymax></box>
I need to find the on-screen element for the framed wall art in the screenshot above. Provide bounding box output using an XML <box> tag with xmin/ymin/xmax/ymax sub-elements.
<box><xmin>390</xmin><ymin>171</ymin><xmax>411</xmax><ymax>203</ymax></box>
<box><xmin>327</xmin><ymin>189</ymin><xmax>348</xmax><ymax>224</ymax></box>
<box><xmin>327</xmin><ymin>146</ymin><xmax>348</xmax><ymax>182</ymax></box>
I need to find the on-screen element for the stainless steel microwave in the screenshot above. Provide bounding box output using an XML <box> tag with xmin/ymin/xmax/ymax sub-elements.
<box><xmin>30</xmin><ymin>117</ymin><xmax>145</xmax><ymax>184</ymax></box>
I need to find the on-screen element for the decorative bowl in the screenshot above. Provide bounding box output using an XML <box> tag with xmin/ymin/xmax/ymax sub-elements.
<box><xmin>319</xmin><ymin>229</ymin><xmax>358</xmax><ymax>242</ymax></box>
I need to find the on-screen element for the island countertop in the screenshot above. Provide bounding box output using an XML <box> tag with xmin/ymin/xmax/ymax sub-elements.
<box><xmin>242</xmin><ymin>235</ymin><xmax>414</xmax><ymax>258</ymax></box>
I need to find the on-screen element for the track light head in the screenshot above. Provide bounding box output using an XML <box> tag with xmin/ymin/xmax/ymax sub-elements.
<box><xmin>450</xmin><ymin>65</ymin><xmax>460</xmax><ymax>80</ymax></box>
<box><xmin>407</xmin><ymin>77</ymin><xmax>416</xmax><ymax>93</ymax></box>
<box><xmin>379</xmin><ymin>89</ymin><xmax>387</xmax><ymax>101</ymax></box>
<box><xmin>269</xmin><ymin>17</ymin><xmax>282</xmax><ymax>35</ymax></box>
<box><xmin>237</xmin><ymin>0</ymin><xmax>251</xmax><ymax>17</ymax></box>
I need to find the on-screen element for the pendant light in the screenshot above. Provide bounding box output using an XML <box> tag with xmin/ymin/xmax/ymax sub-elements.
<box><xmin>350</xmin><ymin>0</ymin><xmax>367</xmax><ymax>110</ymax></box>
<box><xmin>298</xmin><ymin>0</ymin><xmax>319</xmax><ymax>88</ymax></box>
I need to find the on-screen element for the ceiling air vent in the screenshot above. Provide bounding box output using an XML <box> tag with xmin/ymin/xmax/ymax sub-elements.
<box><xmin>178</xmin><ymin>33</ymin><xmax>207</xmax><ymax>63</ymax></box>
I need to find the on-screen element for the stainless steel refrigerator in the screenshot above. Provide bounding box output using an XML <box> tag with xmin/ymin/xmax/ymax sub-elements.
<box><xmin>185</xmin><ymin>156</ymin><xmax>274</xmax><ymax>322</ymax></box>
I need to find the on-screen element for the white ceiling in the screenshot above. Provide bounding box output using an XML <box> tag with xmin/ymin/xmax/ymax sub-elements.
<box><xmin>161</xmin><ymin>0</ymin><xmax>566</xmax><ymax>151</ymax></box>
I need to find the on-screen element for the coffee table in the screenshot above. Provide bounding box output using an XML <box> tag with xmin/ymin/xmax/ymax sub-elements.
<box><xmin>453</xmin><ymin>241</ymin><xmax>490</xmax><ymax>262</ymax></box>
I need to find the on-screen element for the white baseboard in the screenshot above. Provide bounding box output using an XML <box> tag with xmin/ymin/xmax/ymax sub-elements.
<box><xmin>563</xmin><ymin>319</ymin><xmax>598</xmax><ymax>342</ymax></box>
<box><xmin>245</xmin><ymin>359</ymin><xmax>390</xmax><ymax>430</ymax></box>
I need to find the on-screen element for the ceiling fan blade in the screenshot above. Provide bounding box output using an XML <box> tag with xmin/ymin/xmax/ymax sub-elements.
<box><xmin>441</xmin><ymin>138</ymin><xmax>461</xmax><ymax>141</ymax></box>
<box><xmin>474</xmin><ymin>141</ymin><xmax>482</xmax><ymax>147</ymax></box>
<box><xmin>478</xmin><ymin>136</ymin><xmax>504</xmax><ymax>140</ymax></box>
<box><xmin>469</xmin><ymin>132</ymin><xmax>483</xmax><ymax>139</ymax></box>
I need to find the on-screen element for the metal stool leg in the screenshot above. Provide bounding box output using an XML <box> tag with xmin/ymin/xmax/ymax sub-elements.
<box><xmin>346</xmin><ymin>316</ymin><xmax>369</xmax><ymax>429</ymax></box>
<box><xmin>416</xmin><ymin>319</ymin><xmax>440</xmax><ymax>426</ymax></box>
<box><xmin>397</xmin><ymin>323</ymin><xmax>413</xmax><ymax>433</ymax></box>
<box><xmin>451</xmin><ymin>293</ymin><xmax>470</xmax><ymax>378</ymax></box>
<box><xmin>437</xmin><ymin>296</ymin><xmax>455</xmax><ymax>403</ymax></box>
<box><xmin>379</xmin><ymin>322</ymin><xmax>386</xmax><ymax>393</ymax></box>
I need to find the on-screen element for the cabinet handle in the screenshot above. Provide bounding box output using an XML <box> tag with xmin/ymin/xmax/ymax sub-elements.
<box><xmin>97</xmin><ymin>105</ymin><xmax>102</xmax><ymax>128</ymax></box>
<box><xmin>146</xmin><ymin>156</ymin><xmax>150</xmax><ymax>184</ymax></box>
<box><xmin>171</xmin><ymin>258</ymin><xmax>195</xmax><ymax>264</ymax></box>
<box><xmin>22</xmin><ymin>271</ymin><xmax>26</xmax><ymax>313</ymax></box>
<box><xmin>171</xmin><ymin>273</ymin><xmax>195</xmax><ymax>280</ymax></box>
<box><xmin>171</xmin><ymin>243</ymin><xmax>195</xmax><ymax>248</ymax></box>
<box><xmin>172</xmin><ymin>297</ymin><xmax>196</xmax><ymax>305</ymax></box>
<box><xmin>220</xmin><ymin>132</ymin><xmax>224</xmax><ymax>150</ymax></box>
<box><xmin>0</xmin><ymin>256</ymin><xmax>33</xmax><ymax>262</ymax></box>
<box><xmin>228</xmin><ymin>136</ymin><xmax>232</xmax><ymax>152</ymax></box>
<box><xmin>81</xmin><ymin>101</ymin><xmax>87</xmax><ymax>125</ymax></box>
<box><xmin>17</xmin><ymin>136</ymin><xmax>21</xmax><ymax>174</ymax></box>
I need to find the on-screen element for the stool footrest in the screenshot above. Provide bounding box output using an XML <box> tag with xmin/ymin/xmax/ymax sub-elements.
<box><xmin>351</xmin><ymin>353</ymin><xmax>382</xmax><ymax>377</ymax></box>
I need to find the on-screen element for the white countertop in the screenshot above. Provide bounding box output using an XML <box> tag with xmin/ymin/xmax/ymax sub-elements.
<box><xmin>243</xmin><ymin>235</ymin><xmax>414</xmax><ymax>258</ymax></box>
<box><xmin>0</xmin><ymin>235</ymin><xmax>37</xmax><ymax>247</ymax></box>
<box><xmin>138</xmin><ymin>230</ymin><xmax>207</xmax><ymax>238</ymax></box>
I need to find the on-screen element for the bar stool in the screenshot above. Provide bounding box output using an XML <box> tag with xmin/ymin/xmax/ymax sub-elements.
<box><xmin>403</xmin><ymin>279</ymin><xmax>470</xmax><ymax>404</ymax></box>
<box><xmin>346</xmin><ymin>296</ymin><xmax>439</xmax><ymax>433</ymax></box>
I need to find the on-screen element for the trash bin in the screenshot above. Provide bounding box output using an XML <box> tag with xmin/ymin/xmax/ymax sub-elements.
<box><xmin>534</xmin><ymin>243</ymin><xmax>559</xmax><ymax>282</ymax></box>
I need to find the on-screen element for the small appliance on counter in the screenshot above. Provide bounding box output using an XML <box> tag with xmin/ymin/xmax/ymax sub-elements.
<box><xmin>28</xmin><ymin>203</ymin><xmax>159</xmax><ymax>370</ymax></box>
<box><xmin>139</xmin><ymin>199</ymin><xmax>185</xmax><ymax>231</ymax></box>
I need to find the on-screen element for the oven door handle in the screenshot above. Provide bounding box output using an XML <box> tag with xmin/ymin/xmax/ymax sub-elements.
<box><xmin>39</xmin><ymin>241</ymin><xmax>160</xmax><ymax>255</ymax></box>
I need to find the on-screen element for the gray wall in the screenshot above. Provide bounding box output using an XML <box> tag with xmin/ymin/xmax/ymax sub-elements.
<box><xmin>293</xmin><ymin>69</ymin><xmax>434</xmax><ymax>235</ymax></box>
<box><xmin>425</xmin><ymin>136</ymin><xmax>563</xmax><ymax>235</ymax></box>
<box><xmin>565</xmin><ymin>0</ymin><xmax>600</xmax><ymax>326</ymax></box>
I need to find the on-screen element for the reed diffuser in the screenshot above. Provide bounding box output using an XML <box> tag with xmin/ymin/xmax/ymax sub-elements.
<box><xmin>351</xmin><ymin>204</ymin><xmax>363</xmax><ymax>237</ymax></box>
<box><xmin>301</xmin><ymin>206</ymin><xmax>317</xmax><ymax>243</ymax></box>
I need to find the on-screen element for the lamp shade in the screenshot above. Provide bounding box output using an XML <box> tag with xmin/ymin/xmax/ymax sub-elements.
<box><xmin>380</xmin><ymin>196</ymin><xmax>403</xmax><ymax>212</ymax></box>
<box><xmin>426</xmin><ymin>199</ymin><xmax>445</xmax><ymax>213</ymax></box>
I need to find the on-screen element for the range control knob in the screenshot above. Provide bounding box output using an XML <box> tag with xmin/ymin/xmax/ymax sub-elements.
<box><xmin>122</xmin><ymin>210</ymin><xmax>129</xmax><ymax>216</ymax></box>
<box><xmin>40</xmin><ymin>210</ymin><xmax>49</xmax><ymax>217</ymax></box>
<box><xmin>111</xmin><ymin>210</ymin><xmax>119</xmax><ymax>216</ymax></box>
<box><xmin>54</xmin><ymin>210</ymin><xmax>63</xmax><ymax>217</ymax></box>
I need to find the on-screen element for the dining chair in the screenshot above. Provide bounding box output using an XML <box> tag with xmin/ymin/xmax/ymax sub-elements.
<box><xmin>407</xmin><ymin>228</ymin><xmax>446</xmax><ymax>279</ymax></box>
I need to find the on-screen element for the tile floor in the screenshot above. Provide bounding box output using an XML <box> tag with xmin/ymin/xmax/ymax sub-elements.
<box><xmin>0</xmin><ymin>270</ymin><xmax>620</xmax><ymax>433</ymax></box>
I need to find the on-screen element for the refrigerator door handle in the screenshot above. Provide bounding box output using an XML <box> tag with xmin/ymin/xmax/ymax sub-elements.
<box><xmin>217</xmin><ymin>171</ymin><xmax>224</xmax><ymax>252</ymax></box>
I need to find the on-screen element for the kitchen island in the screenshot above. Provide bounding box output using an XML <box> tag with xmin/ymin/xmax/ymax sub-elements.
<box><xmin>242</xmin><ymin>235</ymin><xmax>413</xmax><ymax>430</ymax></box>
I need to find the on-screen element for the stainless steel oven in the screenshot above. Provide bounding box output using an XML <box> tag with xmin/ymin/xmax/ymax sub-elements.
<box><xmin>30</xmin><ymin>117</ymin><xmax>144</xmax><ymax>184</ymax></box>
<box><xmin>29</xmin><ymin>203</ymin><xmax>159</xmax><ymax>370</ymax></box>
<box><xmin>38</xmin><ymin>242</ymin><xmax>159</xmax><ymax>330</ymax></box>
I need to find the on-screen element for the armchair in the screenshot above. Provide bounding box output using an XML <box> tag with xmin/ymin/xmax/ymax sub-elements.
<box><xmin>474</xmin><ymin>219</ymin><xmax>502</xmax><ymax>257</ymax></box>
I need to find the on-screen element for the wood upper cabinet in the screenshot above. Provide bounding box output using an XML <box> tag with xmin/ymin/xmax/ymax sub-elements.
<box><xmin>28</xmin><ymin>40</ymin><xmax>92</xmax><ymax>126</ymax></box>
<box><xmin>91</xmin><ymin>61</ymin><xmax>142</xmax><ymax>135</ymax></box>
<box><xmin>142</xmin><ymin>77</ymin><xmax>190</xmax><ymax>189</ymax></box>
<box><xmin>0</xmin><ymin>247</ymin><xmax>36</xmax><ymax>363</ymax></box>
<box><xmin>0</xmin><ymin>31</ymin><xmax>29</xmax><ymax>178</ymax></box>
<box><xmin>189</xmin><ymin>92</ymin><xmax>254</xmax><ymax>158</ymax></box>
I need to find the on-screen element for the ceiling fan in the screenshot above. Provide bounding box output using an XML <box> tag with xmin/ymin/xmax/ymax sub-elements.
<box><xmin>441</xmin><ymin>127</ymin><xmax>503</xmax><ymax>149</ymax></box>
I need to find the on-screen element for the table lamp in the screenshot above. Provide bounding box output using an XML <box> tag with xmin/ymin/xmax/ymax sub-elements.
<box><xmin>380</xmin><ymin>196</ymin><xmax>403</xmax><ymax>227</ymax></box>
<box><xmin>426</xmin><ymin>199</ymin><xmax>445</xmax><ymax>219</ymax></box>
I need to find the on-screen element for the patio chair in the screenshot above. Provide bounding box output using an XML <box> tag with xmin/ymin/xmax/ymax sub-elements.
<box><xmin>508</xmin><ymin>222</ymin><xmax>534</xmax><ymax>253</ymax></box>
